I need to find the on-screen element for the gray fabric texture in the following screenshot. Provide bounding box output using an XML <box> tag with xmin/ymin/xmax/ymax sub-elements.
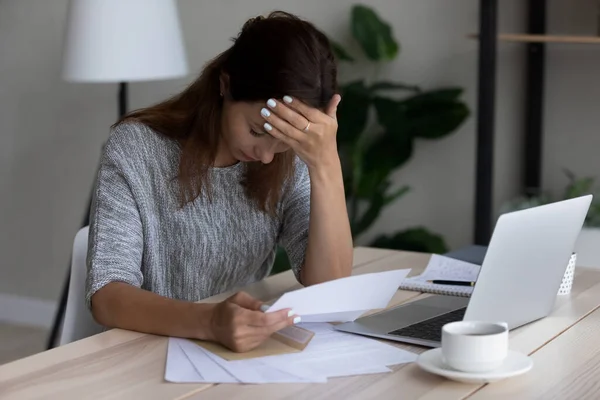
<box><xmin>85</xmin><ymin>121</ymin><xmax>310</xmax><ymax>309</ymax></box>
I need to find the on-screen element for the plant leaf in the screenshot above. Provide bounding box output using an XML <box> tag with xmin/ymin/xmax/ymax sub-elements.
<box><xmin>562</xmin><ymin>169</ymin><xmax>596</xmax><ymax>199</ymax></box>
<box><xmin>351</xmin><ymin>137</ymin><xmax>366</xmax><ymax>193</ymax></box>
<box><xmin>370</xmin><ymin>97</ymin><xmax>414</xmax><ymax>168</ymax></box>
<box><xmin>400</xmin><ymin>90</ymin><xmax>470</xmax><ymax>139</ymax></box>
<box><xmin>351</xmin><ymin>5</ymin><xmax>399</xmax><ymax>61</ymax></box>
<box><xmin>370</xmin><ymin>227</ymin><xmax>448</xmax><ymax>253</ymax></box>
<box><xmin>563</xmin><ymin>168</ymin><xmax>576</xmax><ymax>183</ymax></box>
<box><xmin>384</xmin><ymin>185</ymin><xmax>410</xmax><ymax>206</ymax></box>
<box><xmin>587</xmin><ymin>201</ymin><xmax>600</xmax><ymax>227</ymax></box>
<box><xmin>355</xmin><ymin>167</ymin><xmax>389</xmax><ymax>200</ymax></box>
<box><xmin>373</xmin><ymin>96</ymin><xmax>407</xmax><ymax>130</ymax></box>
<box><xmin>358</xmin><ymin>133</ymin><xmax>413</xmax><ymax>198</ymax></box>
<box><xmin>404</xmin><ymin>88</ymin><xmax>464</xmax><ymax>105</ymax></box>
<box><xmin>560</xmin><ymin>169</ymin><xmax>600</xmax><ymax>227</ymax></box>
<box><xmin>370</xmin><ymin>81</ymin><xmax>421</xmax><ymax>93</ymax></box>
<box><xmin>330</xmin><ymin>40</ymin><xmax>355</xmax><ymax>62</ymax></box>
<box><xmin>336</xmin><ymin>80</ymin><xmax>371</xmax><ymax>146</ymax></box>
<box><xmin>351</xmin><ymin>190</ymin><xmax>386</xmax><ymax>238</ymax></box>
<box><xmin>364</xmin><ymin>133</ymin><xmax>412</xmax><ymax>172</ymax></box>
<box><xmin>408</xmin><ymin>103</ymin><xmax>469</xmax><ymax>139</ymax></box>
<box><xmin>270</xmin><ymin>246</ymin><xmax>291</xmax><ymax>275</ymax></box>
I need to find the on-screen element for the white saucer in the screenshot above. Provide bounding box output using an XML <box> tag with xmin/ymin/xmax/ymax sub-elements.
<box><xmin>416</xmin><ymin>348</ymin><xmax>533</xmax><ymax>384</ymax></box>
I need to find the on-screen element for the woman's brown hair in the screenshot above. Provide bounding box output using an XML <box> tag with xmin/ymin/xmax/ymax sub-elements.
<box><xmin>116</xmin><ymin>11</ymin><xmax>337</xmax><ymax>215</ymax></box>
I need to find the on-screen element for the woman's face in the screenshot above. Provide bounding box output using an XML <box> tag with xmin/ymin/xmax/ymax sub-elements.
<box><xmin>220</xmin><ymin>99</ymin><xmax>291</xmax><ymax>165</ymax></box>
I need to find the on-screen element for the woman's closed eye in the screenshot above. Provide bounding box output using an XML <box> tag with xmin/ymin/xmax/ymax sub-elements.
<box><xmin>250</xmin><ymin>124</ymin><xmax>271</xmax><ymax>137</ymax></box>
<box><xmin>250</xmin><ymin>128</ymin><xmax>268</xmax><ymax>137</ymax></box>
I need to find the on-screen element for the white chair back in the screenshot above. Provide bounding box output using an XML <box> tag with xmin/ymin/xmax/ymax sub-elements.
<box><xmin>59</xmin><ymin>226</ymin><xmax>104</xmax><ymax>345</ymax></box>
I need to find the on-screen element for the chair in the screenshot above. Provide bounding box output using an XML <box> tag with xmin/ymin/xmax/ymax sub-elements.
<box><xmin>58</xmin><ymin>226</ymin><xmax>104</xmax><ymax>346</ymax></box>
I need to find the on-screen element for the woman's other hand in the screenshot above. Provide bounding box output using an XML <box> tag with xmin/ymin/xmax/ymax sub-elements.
<box><xmin>207</xmin><ymin>291</ymin><xmax>299</xmax><ymax>352</ymax></box>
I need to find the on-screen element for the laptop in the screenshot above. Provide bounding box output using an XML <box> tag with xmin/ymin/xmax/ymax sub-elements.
<box><xmin>334</xmin><ymin>195</ymin><xmax>593</xmax><ymax>347</ymax></box>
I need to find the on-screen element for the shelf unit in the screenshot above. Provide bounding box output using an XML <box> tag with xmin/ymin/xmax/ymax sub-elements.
<box><xmin>471</xmin><ymin>33</ymin><xmax>600</xmax><ymax>44</ymax></box>
<box><xmin>472</xmin><ymin>0</ymin><xmax>600</xmax><ymax>245</ymax></box>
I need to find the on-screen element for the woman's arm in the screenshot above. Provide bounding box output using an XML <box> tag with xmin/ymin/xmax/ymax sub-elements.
<box><xmin>92</xmin><ymin>283</ymin><xmax>295</xmax><ymax>352</ymax></box>
<box><xmin>263</xmin><ymin>94</ymin><xmax>354</xmax><ymax>285</ymax></box>
<box><xmin>87</xmin><ymin>132</ymin><xmax>212</xmax><ymax>339</ymax></box>
<box><xmin>302</xmin><ymin>157</ymin><xmax>353</xmax><ymax>285</ymax></box>
<box><xmin>92</xmin><ymin>282</ymin><xmax>213</xmax><ymax>339</ymax></box>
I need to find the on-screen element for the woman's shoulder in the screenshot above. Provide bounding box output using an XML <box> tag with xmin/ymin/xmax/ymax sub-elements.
<box><xmin>103</xmin><ymin>120</ymin><xmax>178</xmax><ymax>163</ymax></box>
<box><xmin>105</xmin><ymin>120</ymin><xmax>163</xmax><ymax>153</ymax></box>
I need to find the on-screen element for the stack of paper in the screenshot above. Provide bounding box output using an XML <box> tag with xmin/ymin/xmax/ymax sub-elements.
<box><xmin>165</xmin><ymin>268</ymin><xmax>417</xmax><ymax>383</ymax></box>
<box><xmin>165</xmin><ymin>322</ymin><xmax>418</xmax><ymax>383</ymax></box>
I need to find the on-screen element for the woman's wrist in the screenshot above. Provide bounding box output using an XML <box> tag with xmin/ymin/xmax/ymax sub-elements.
<box><xmin>307</xmin><ymin>153</ymin><xmax>343</xmax><ymax>183</ymax></box>
<box><xmin>187</xmin><ymin>302</ymin><xmax>217</xmax><ymax>341</ymax></box>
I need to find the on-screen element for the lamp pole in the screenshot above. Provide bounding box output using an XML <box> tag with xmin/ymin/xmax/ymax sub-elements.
<box><xmin>119</xmin><ymin>82</ymin><xmax>128</xmax><ymax>120</ymax></box>
<box><xmin>49</xmin><ymin>0</ymin><xmax>187</xmax><ymax>349</ymax></box>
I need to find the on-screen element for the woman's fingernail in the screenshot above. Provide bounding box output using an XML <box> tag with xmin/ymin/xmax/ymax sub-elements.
<box><xmin>267</xmin><ymin>99</ymin><xmax>277</xmax><ymax>108</ymax></box>
<box><xmin>264</xmin><ymin>123</ymin><xmax>272</xmax><ymax>131</ymax></box>
<box><xmin>283</xmin><ymin>95</ymin><xmax>293</xmax><ymax>104</ymax></box>
<box><xmin>293</xmin><ymin>316</ymin><xmax>301</xmax><ymax>324</ymax></box>
<box><xmin>260</xmin><ymin>304</ymin><xmax>270</xmax><ymax>312</ymax></box>
<box><xmin>287</xmin><ymin>310</ymin><xmax>295</xmax><ymax>317</ymax></box>
<box><xmin>261</xmin><ymin>108</ymin><xmax>271</xmax><ymax>118</ymax></box>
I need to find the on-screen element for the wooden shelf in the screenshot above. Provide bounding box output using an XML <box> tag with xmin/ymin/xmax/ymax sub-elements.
<box><xmin>469</xmin><ymin>33</ymin><xmax>600</xmax><ymax>44</ymax></box>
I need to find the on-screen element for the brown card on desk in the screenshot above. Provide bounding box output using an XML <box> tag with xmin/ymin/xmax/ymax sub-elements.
<box><xmin>192</xmin><ymin>324</ymin><xmax>315</xmax><ymax>361</ymax></box>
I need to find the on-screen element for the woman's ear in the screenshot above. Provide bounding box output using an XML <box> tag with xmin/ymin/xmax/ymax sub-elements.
<box><xmin>219</xmin><ymin>73</ymin><xmax>230</xmax><ymax>98</ymax></box>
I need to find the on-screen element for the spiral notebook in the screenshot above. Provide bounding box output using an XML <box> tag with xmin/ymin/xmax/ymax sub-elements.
<box><xmin>399</xmin><ymin>254</ymin><xmax>481</xmax><ymax>297</ymax></box>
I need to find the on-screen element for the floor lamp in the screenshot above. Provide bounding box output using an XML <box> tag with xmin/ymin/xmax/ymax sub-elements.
<box><xmin>46</xmin><ymin>0</ymin><xmax>188</xmax><ymax>349</ymax></box>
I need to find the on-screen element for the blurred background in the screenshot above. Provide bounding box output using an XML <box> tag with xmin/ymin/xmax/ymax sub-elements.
<box><xmin>1</xmin><ymin>0</ymin><xmax>599</xmax><ymax>364</ymax></box>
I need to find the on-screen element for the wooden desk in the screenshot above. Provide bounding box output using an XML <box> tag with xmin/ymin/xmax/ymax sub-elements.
<box><xmin>2</xmin><ymin>247</ymin><xmax>600</xmax><ymax>400</ymax></box>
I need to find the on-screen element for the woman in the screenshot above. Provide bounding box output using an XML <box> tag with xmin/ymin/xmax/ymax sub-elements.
<box><xmin>86</xmin><ymin>11</ymin><xmax>353</xmax><ymax>353</ymax></box>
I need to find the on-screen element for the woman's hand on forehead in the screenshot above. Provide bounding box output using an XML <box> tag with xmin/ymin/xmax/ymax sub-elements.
<box><xmin>259</xmin><ymin>94</ymin><xmax>341</xmax><ymax>170</ymax></box>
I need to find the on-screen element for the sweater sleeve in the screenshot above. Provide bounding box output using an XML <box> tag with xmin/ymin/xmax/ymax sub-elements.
<box><xmin>278</xmin><ymin>159</ymin><xmax>311</xmax><ymax>283</ymax></box>
<box><xmin>85</xmin><ymin>131</ymin><xmax>144</xmax><ymax>310</ymax></box>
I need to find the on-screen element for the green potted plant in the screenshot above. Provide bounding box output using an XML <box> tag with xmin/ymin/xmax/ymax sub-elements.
<box><xmin>500</xmin><ymin>169</ymin><xmax>600</xmax><ymax>267</ymax></box>
<box><xmin>271</xmin><ymin>4</ymin><xmax>470</xmax><ymax>274</ymax></box>
<box><xmin>332</xmin><ymin>5</ymin><xmax>470</xmax><ymax>252</ymax></box>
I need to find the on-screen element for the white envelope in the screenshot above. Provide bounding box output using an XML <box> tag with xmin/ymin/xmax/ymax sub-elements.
<box><xmin>266</xmin><ymin>269</ymin><xmax>411</xmax><ymax>322</ymax></box>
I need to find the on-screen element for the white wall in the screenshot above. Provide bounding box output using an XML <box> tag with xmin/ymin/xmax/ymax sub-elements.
<box><xmin>0</xmin><ymin>0</ymin><xmax>529</xmax><ymax>309</ymax></box>
<box><xmin>0</xmin><ymin>0</ymin><xmax>116</xmax><ymax>306</ymax></box>
<box><xmin>543</xmin><ymin>0</ymin><xmax>600</xmax><ymax>196</ymax></box>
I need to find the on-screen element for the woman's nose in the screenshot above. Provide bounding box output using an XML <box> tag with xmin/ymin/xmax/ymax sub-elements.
<box><xmin>259</xmin><ymin>150</ymin><xmax>275</xmax><ymax>164</ymax></box>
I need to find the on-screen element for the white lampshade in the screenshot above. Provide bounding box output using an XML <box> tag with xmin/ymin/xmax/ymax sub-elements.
<box><xmin>62</xmin><ymin>0</ymin><xmax>188</xmax><ymax>82</ymax></box>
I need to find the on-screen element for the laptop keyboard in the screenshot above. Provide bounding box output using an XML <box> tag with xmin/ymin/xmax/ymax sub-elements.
<box><xmin>388</xmin><ymin>307</ymin><xmax>467</xmax><ymax>343</ymax></box>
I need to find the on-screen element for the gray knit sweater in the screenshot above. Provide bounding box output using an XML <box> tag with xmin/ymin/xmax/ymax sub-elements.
<box><xmin>85</xmin><ymin>121</ymin><xmax>310</xmax><ymax>309</ymax></box>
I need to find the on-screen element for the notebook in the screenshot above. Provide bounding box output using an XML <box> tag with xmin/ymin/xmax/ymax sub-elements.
<box><xmin>399</xmin><ymin>254</ymin><xmax>481</xmax><ymax>297</ymax></box>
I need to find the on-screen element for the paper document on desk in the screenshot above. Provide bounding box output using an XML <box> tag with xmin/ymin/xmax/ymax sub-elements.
<box><xmin>259</xmin><ymin>323</ymin><xmax>418</xmax><ymax>378</ymax></box>
<box><xmin>165</xmin><ymin>337</ymin><xmax>319</xmax><ymax>384</ymax></box>
<box><xmin>165</xmin><ymin>322</ymin><xmax>418</xmax><ymax>384</ymax></box>
<box><xmin>266</xmin><ymin>269</ymin><xmax>411</xmax><ymax>322</ymax></box>
<box><xmin>165</xmin><ymin>338</ymin><xmax>205</xmax><ymax>383</ymax></box>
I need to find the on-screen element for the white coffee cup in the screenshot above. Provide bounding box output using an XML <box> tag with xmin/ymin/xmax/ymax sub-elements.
<box><xmin>441</xmin><ymin>320</ymin><xmax>508</xmax><ymax>373</ymax></box>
